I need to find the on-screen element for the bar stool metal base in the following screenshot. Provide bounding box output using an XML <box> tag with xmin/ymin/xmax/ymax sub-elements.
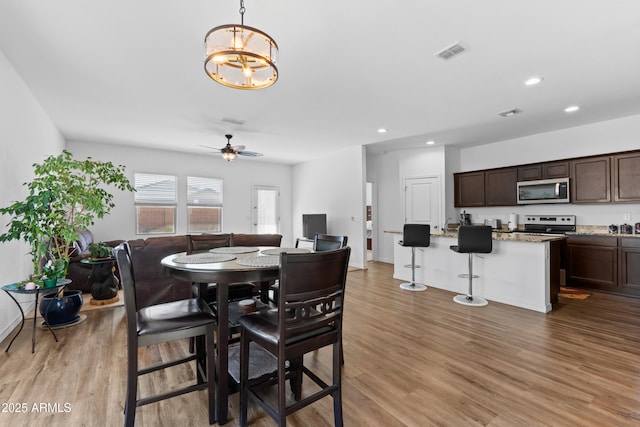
<box><xmin>453</xmin><ymin>294</ymin><xmax>488</xmax><ymax>306</ymax></box>
<box><xmin>399</xmin><ymin>282</ymin><xmax>427</xmax><ymax>292</ymax></box>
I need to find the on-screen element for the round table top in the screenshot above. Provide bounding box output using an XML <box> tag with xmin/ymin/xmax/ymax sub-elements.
<box><xmin>2</xmin><ymin>278</ymin><xmax>71</xmax><ymax>294</ymax></box>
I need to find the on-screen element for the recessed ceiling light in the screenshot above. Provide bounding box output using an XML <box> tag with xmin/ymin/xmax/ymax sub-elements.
<box><xmin>377</xmin><ymin>128</ymin><xmax>387</xmax><ymax>133</ymax></box>
<box><xmin>426</xmin><ymin>140</ymin><xmax>435</xmax><ymax>145</ymax></box>
<box><xmin>564</xmin><ymin>105</ymin><xmax>580</xmax><ymax>113</ymax></box>
<box><xmin>524</xmin><ymin>77</ymin><xmax>543</xmax><ymax>86</ymax></box>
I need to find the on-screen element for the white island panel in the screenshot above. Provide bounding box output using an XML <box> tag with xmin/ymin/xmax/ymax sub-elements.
<box><xmin>392</xmin><ymin>233</ymin><xmax>553</xmax><ymax>313</ymax></box>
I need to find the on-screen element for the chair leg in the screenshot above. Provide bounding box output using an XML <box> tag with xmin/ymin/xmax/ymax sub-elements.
<box><xmin>124</xmin><ymin>341</ymin><xmax>138</xmax><ymax>427</ymax></box>
<box><xmin>278</xmin><ymin>354</ymin><xmax>287</xmax><ymax>427</ymax></box>
<box><xmin>289</xmin><ymin>356</ymin><xmax>303</xmax><ymax>400</ymax></box>
<box><xmin>206</xmin><ymin>327</ymin><xmax>216</xmax><ymax>425</ymax></box>
<box><xmin>239</xmin><ymin>331</ymin><xmax>250</xmax><ymax>427</ymax></box>
<box><xmin>333</xmin><ymin>339</ymin><xmax>344</xmax><ymax>427</ymax></box>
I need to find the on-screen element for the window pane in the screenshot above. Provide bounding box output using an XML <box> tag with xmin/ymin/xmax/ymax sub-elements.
<box><xmin>188</xmin><ymin>207</ymin><xmax>222</xmax><ymax>233</ymax></box>
<box><xmin>136</xmin><ymin>206</ymin><xmax>175</xmax><ymax>234</ymax></box>
<box><xmin>134</xmin><ymin>173</ymin><xmax>177</xmax><ymax>204</ymax></box>
<box><xmin>187</xmin><ymin>176</ymin><xmax>223</xmax><ymax>206</ymax></box>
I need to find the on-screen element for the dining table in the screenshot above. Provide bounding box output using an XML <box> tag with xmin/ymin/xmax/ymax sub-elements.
<box><xmin>161</xmin><ymin>245</ymin><xmax>310</xmax><ymax>424</ymax></box>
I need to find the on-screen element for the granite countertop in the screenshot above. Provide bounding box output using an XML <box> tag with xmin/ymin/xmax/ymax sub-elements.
<box><xmin>384</xmin><ymin>229</ymin><xmax>565</xmax><ymax>243</ymax></box>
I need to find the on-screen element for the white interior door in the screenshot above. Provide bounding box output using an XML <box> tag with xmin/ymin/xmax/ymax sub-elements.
<box><xmin>404</xmin><ymin>176</ymin><xmax>441</xmax><ymax>231</ymax></box>
<box><xmin>252</xmin><ymin>185</ymin><xmax>280</xmax><ymax>234</ymax></box>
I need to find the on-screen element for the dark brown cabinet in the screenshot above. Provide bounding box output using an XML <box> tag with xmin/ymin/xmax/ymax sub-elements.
<box><xmin>570</xmin><ymin>156</ymin><xmax>611</xmax><ymax>203</ymax></box>
<box><xmin>484</xmin><ymin>168</ymin><xmax>517</xmax><ymax>206</ymax></box>
<box><xmin>517</xmin><ymin>164</ymin><xmax>542</xmax><ymax>181</ymax></box>
<box><xmin>566</xmin><ymin>235</ymin><xmax>640</xmax><ymax>297</ymax></box>
<box><xmin>518</xmin><ymin>161</ymin><xmax>569</xmax><ymax>181</ymax></box>
<box><xmin>619</xmin><ymin>238</ymin><xmax>640</xmax><ymax>296</ymax></box>
<box><xmin>454</xmin><ymin>172</ymin><xmax>485</xmax><ymax>207</ymax></box>
<box><xmin>543</xmin><ymin>161</ymin><xmax>570</xmax><ymax>179</ymax></box>
<box><xmin>455</xmin><ymin>149</ymin><xmax>638</xmax><ymax>207</ymax></box>
<box><xmin>566</xmin><ymin>236</ymin><xmax>618</xmax><ymax>291</ymax></box>
<box><xmin>612</xmin><ymin>152</ymin><xmax>640</xmax><ymax>202</ymax></box>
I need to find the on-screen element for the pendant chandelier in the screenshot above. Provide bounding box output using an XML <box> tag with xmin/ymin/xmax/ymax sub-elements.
<box><xmin>204</xmin><ymin>0</ymin><xmax>279</xmax><ymax>90</ymax></box>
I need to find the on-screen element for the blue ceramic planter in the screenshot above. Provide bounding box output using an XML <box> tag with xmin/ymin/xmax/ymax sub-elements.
<box><xmin>39</xmin><ymin>290</ymin><xmax>83</xmax><ymax>326</ymax></box>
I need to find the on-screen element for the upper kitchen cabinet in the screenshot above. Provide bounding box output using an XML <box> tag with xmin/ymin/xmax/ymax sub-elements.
<box><xmin>570</xmin><ymin>155</ymin><xmax>611</xmax><ymax>203</ymax></box>
<box><xmin>485</xmin><ymin>168</ymin><xmax>517</xmax><ymax>206</ymax></box>
<box><xmin>517</xmin><ymin>161</ymin><xmax>569</xmax><ymax>181</ymax></box>
<box><xmin>612</xmin><ymin>152</ymin><xmax>640</xmax><ymax>202</ymax></box>
<box><xmin>454</xmin><ymin>168</ymin><xmax>517</xmax><ymax>207</ymax></box>
<box><xmin>454</xmin><ymin>171</ymin><xmax>485</xmax><ymax>207</ymax></box>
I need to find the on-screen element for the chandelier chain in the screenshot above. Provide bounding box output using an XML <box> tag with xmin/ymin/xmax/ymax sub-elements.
<box><xmin>239</xmin><ymin>0</ymin><xmax>245</xmax><ymax>26</ymax></box>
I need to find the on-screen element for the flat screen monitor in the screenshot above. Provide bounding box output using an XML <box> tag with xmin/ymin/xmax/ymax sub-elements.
<box><xmin>302</xmin><ymin>214</ymin><xmax>327</xmax><ymax>239</ymax></box>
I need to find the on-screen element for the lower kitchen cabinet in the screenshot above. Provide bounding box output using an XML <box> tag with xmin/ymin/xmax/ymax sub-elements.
<box><xmin>566</xmin><ymin>236</ymin><xmax>617</xmax><ymax>291</ymax></box>
<box><xmin>619</xmin><ymin>238</ymin><xmax>640</xmax><ymax>296</ymax></box>
<box><xmin>566</xmin><ymin>235</ymin><xmax>640</xmax><ymax>297</ymax></box>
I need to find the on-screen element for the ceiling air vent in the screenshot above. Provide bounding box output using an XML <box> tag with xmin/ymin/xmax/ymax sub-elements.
<box><xmin>497</xmin><ymin>108</ymin><xmax>522</xmax><ymax>118</ymax></box>
<box><xmin>435</xmin><ymin>42</ymin><xmax>470</xmax><ymax>60</ymax></box>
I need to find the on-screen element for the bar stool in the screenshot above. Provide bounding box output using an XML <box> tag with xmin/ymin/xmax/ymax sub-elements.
<box><xmin>450</xmin><ymin>225</ymin><xmax>492</xmax><ymax>306</ymax></box>
<box><xmin>398</xmin><ymin>224</ymin><xmax>430</xmax><ymax>292</ymax></box>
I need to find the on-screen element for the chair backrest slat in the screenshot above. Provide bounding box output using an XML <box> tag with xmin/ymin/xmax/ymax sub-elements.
<box><xmin>278</xmin><ymin>248</ymin><xmax>350</xmax><ymax>341</ymax></box>
<box><xmin>313</xmin><ymin>234</ymin><xmax>348</xmax><ymax>252</ymax></box>
<box><xmin>186</xmin><ymin>233</ymin><xmax>231</xmax><ymax>254</ymax></box>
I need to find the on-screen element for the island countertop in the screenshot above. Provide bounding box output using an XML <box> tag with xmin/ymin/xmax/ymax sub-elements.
<box><xmin>384</xmin><ymin>230</ymin><xmax>565</xmax><ymax>243</ymax></box>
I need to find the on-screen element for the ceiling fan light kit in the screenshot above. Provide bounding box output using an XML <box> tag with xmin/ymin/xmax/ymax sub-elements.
<box><xmin>201</xmin><ymin>134</ymin><xmax>263</xmax><ymax>161</ymax></box>
<box><xmin>204</xmin><ymin>0</ymin><xmax>278</xmax><ymax>90</ymax></box>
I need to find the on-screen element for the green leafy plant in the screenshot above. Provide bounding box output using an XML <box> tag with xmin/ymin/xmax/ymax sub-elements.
<box><xmin>0</xmin><ymin>150</ymin><xmax>134</xmax><ymax>279</ymax></box>
<box><xmin>88</xmin><ymin>242</ymin><xmax>113</xmax><ymax>259</ymax></box>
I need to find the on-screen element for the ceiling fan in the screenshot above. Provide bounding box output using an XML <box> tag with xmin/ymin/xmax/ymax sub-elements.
<box><xmin>200</xmin><ymin>134</ymin><xmax>263</xmax><ymax>161</ymax></box>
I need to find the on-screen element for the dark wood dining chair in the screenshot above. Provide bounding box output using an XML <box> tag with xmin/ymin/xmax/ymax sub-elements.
<box><xmin>238</xmin><ymin>247</ymin><xmax>351</xmax><ymax>427</ymax></box>
<box><xmin>186</xmin><ymin>233</ymin><xmax>232</xmax><ymax>254</ymax></box>
<box><xmin>314</xmin><ymin>233</ymin><xmax>348</xmax><ymax>251</ymax></box>
<box><xmin>186</xmin><ymin>233</ymin><xmax>255</xmax><ymax>302</ymax></box>
<box><xmin>114</xmin><ymin>242</ymin><xmax>216</xmax><ymax>427</ymax></box>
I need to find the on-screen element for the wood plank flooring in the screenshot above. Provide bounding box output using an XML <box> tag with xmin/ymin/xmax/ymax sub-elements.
<box><xmin>1</xmin><ymin>261</ymin><xmax>639</xmax><ymax>426</ymax></box>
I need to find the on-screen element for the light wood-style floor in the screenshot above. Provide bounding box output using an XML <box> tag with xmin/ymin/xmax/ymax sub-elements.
<box><xmin>1</xmin><ymin>261</ymin><xmax>639</xmax><ymax>427</ymax></box>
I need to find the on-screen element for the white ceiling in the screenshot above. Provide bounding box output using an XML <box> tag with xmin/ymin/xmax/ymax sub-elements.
<box><xmin>2</xmin><ymin>1</ymin><xmax>640</xmax><ymax>165</ymax></box>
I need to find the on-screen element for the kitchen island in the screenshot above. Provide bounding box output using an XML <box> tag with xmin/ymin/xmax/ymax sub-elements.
<box><xmin>387</xmin><ymin>230</ymin><xmax>565</xmax><ymax>313</ymax></box>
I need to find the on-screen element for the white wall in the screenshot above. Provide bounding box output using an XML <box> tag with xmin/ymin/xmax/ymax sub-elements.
<box><xmin>366</xmin><ymin>147</ymin><xmax>448</xmax><ymax>263</ymax></box>
<box><xmin>456</xmin><ymin>114</ymin><xmax>640</xmax><ymax>227</ymax></box>
<box><xmin>0</xmin><ymin>51</ymin><xmax>65</xmax><ymax>343</ymax></box>
<box><xmin>66</xmin><ymin>141</ymin><xmax>295</xmax><ymax>245</ymax></box>
<box><xmin>292</xmin><ymin>145</ymin><xmax>366</xmax><ymax>269</ymax></box>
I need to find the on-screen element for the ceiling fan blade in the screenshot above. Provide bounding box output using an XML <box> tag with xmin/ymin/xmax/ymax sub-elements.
<box><xmin>198</xmin><ymin>144</ymin><xmax>222</xmax><ymax>152</ymax></box>
<box><xmin>237</xmin><ymin>150</ymin><xmax>263</xmax><ymax>157</ymax></box>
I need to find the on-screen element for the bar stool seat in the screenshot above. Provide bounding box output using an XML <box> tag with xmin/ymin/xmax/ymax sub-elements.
<box><xmin>398</xmin><ymin>224</ymin><xmax>431</xmax><ymax>292</ymax></box>
<box><xmin>450</xmin><ymin>225</ymin><xmax>492</xmax><ymax>306</ymax></box>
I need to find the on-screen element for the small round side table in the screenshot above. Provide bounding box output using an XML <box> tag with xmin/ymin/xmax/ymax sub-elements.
<box><xmin>2</xmin><ymin>278</ymin><xmax>71</xmax><ymax>353</ymax></box>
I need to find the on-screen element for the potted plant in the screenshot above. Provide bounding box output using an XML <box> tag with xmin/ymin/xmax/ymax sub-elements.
<box><xmin>88</xmin><ymin>242</ymin><xmax>114</xmax><ymax>260</ymax></box>
<box><xmin>0</xmin><ymin>150</ymin><xmax>134</xmax><ymax>324</ymax></box>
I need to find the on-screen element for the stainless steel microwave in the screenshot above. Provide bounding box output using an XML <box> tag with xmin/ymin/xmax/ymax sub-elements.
<box><xmin>516</xmin><ymin>177</ymin><xmax>570</xmax><ymax>204</ymax></box>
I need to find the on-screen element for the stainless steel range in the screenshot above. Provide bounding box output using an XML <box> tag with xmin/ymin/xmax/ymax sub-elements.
<box><xmin>518</xmin><ymin>215</ymin><xmax>576</xmax><ymax>235</ymax></box>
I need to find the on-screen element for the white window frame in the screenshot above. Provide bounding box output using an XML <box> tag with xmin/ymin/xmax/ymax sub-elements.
<box><xmin>134</xmin><ymin>173</ymin><xmax>177</xmax><ymax>235</ymax></box>
<box><xmin>187</xmin><ymin>176</ymin><xmax>224</xmax><ymax>233</ymax></box>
